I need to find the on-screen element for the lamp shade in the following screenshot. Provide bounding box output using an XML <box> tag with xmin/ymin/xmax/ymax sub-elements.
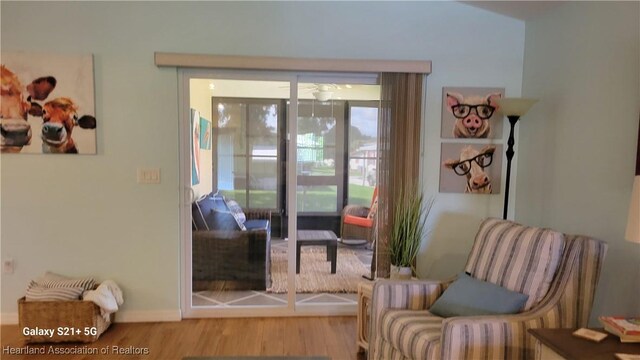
<box><xmin>626</xmin><ymin>176</ymin><xmax>640</xmax><ymax>243</ymax></box>
<box><xmin>496</xmin><ymin>98</ymin><xmax>539</xmax><ymax>117</ymax></box>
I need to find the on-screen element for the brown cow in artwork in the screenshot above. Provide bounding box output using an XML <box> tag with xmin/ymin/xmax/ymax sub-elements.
<box><xmin>1</xmin><ymin>65</ymin><xmax>32</xmax><ymax>152</ymax></box>
<box><xmin>41</xmin><ymin>97</ymin><xmax>96</xmax><ymax>154</ymax></box>
<box><xmin>444</xmin><ymin>145</ymin><xmax>496</xmax><ymax>194</ymax></box>
<box><xmin>2</xmin><ymin>64</ymin><xmax>94</xmax><ymax>153</ymax></box>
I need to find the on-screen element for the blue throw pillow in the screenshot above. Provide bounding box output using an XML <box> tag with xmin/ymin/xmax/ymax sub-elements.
<box><xmin>429</xmin><ymin>272</ymin><xmax>529</xmax><ymax>318</ymax></box>
<box><xmin>193</xmin><ymin>193</ymin><xmax>241</xmax><ymax>231</ymax></box>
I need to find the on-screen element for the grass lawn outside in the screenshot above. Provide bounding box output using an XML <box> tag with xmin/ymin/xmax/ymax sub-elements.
<box><xmin>219</xmin><ymin>183</ymin><xmax>374</xmax><ymax>212</ymax></box>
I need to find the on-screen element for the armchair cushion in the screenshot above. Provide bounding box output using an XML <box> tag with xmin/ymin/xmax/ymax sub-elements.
<box><xmin>429</xmin><ymin>272</ymin><xmax>528</xmax><ymax>318</ymax></box>
<box><xmin>465</xmin><ymin>218</ymin><xmax>565</xmax><ymax>310</ymax></box>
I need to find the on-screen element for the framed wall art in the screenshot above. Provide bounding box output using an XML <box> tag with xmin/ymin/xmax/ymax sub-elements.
<box><xmin>191</xmin><ymin>109</ymin><xmax>201</xmax><ymax>185</ymax></box>
<box><xmin>441</xmin><ymin>86</ymin><xmax>505</xmax><ymax>140</ymax></box>
<box><xmin>1</xmin><ymin>52</ymin><xmax>96</xmax><ymax>154</ymax></box>
<box><xmin>199</xmin><ymin>117</ymin><xmax>211</xmax><ymax>150</ymax></box>
<box><xmin>440</xmin><ymin>142</ymin><xmax>503</xmax><ymax>194</ymax></box>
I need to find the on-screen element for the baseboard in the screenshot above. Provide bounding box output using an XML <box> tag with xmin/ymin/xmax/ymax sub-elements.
<box><xmin>114</xmin><ymin>309</ymin><xmax>182</xmax><ymax>323</ymax></box>
<box><xmin>1</xmin><ymin>310</ymin><xmax>182</xmax><ymax>325</ymax></box>
<box><xmin>1</xmin><ymin>312</ymin><xmax>18</xmax><ymax>325</ymax></box>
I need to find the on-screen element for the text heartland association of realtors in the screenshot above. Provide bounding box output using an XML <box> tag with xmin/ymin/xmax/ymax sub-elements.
<box><xmin>3</xmin><ymin>345</ymin><xmax>150</xmax><ymax>355</ymax></box>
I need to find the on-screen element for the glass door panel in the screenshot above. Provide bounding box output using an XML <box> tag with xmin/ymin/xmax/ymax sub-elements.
<box><xmin>294</xmin><ymin>82</ymin><xmax>377</xmax><ymax>307</ymax></box>
<box><xmin>190</xmin><ymin>78</ymin><xmax>289</xmax><ymax>310</ymax></box>
<box><xmin>185</xmin><ymin>73</ymin><xmax>380</xmax><ymax>316</ymax></box>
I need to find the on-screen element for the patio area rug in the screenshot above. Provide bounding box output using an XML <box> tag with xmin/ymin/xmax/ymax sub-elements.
<box><xmin>267</xmin><ymin>247</ymin><xmax>369</xmax><ymax>294</ymax></box>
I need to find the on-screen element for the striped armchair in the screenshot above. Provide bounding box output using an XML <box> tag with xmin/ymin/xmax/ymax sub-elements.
<box><xmin>369</xmin><ymin>218</ymin><xmax>607</xmax><ymax>360</ymax></box>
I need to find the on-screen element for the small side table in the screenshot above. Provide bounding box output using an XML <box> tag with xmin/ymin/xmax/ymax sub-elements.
<box><xmin>296</xmin><ymin>230</ymin><xmax>338</xmax><ymax>274</ymax></box>
<box><xmin>529</xmin><ymin>328</ymin><xmax>640</xmax><ymax>360</ymax></box>
<box><xmin>357</xmin><ymin>280</ymin><xmax>374</xmax><ymax>354</ymax></box>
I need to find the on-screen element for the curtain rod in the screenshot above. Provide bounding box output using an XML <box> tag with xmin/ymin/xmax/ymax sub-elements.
<box><xmin>154</xmin><ymin>52</ymin><xmax>431</xmax><ymax>74</ymax></box>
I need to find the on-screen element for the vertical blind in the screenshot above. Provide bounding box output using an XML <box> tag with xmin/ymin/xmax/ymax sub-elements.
<box><xmin>375</xmin><ymin>73</ymin><xmax>424</xmax><ymax>278</ymax></box>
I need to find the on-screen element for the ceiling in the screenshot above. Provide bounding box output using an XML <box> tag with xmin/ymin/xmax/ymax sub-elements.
<box><xmin>460</xmin><ymin>1</ymin><xmax>562</xmax><ymax>21</ymax></box>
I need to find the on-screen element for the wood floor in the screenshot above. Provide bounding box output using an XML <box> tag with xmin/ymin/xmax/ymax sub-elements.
<box><xmin>1</xmin><ymin>316</ymin><xmax>364</xmax><ymax>360</ymax></box>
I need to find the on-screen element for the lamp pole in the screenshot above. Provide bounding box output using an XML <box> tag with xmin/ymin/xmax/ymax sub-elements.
<box><xmin>496</xmin><ymin>97</ymin><xmax>537</xmax><ymax>220</ymax></box>
<box><xmin>503</xmin><ymin>115</ymin><xmax>520</xmax><ymax>220</ymax></box>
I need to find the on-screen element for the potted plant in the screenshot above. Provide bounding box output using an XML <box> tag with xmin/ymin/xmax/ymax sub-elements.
<box><xmin>389</xmin><ymin>189</ymin><xmax>432</xmax><ymax>280</ymax></box>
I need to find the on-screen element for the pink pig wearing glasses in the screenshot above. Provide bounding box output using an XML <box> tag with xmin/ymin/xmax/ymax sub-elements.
<box><xmin>446</xmin><ymin>92</ymin><xmax>501</xmax><ymax>138</ymax></box>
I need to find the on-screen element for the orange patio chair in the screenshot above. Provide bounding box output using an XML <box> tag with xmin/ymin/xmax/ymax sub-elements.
<box><xmin>340</xmin><ymin>187</ymin><xmax>378</xmax><ymax>246</ymax></box>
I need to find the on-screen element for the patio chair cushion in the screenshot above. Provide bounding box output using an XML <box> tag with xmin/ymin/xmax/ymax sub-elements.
<box><xmin>380</xmin><ymin>309</ymin><xmax>443</xmax><ymax>359</ymax></box>
<box><xmin>465</xmin><ymin>218</ymin><xmax>565</xmax><ymax>311</ymax></box>
<box><xmin>344</xmin><ymin>214</ymin><xmax>374</xmax><ymax>228</ymax></box>
<box><xmin>429</xmin><ymin>272</ymin><xmax>529</xmax><ymax>318</ymax></box>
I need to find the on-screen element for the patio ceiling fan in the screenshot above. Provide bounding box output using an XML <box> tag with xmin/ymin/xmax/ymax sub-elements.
<box><xmin>281</xmin><ymin>83</ymin><xmax>351</xmax><ymax>101</ymax></box>
<box><xmin>311</xmin><ymin>84</ymin><xmax>334</xmax><ymax>102</ymax></box>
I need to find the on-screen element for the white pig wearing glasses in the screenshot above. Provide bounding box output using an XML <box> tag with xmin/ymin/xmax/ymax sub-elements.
<box><xmin>446</xmin><ymin>92</ymin><xmax>501</xmax><ymax>138</ymax></box>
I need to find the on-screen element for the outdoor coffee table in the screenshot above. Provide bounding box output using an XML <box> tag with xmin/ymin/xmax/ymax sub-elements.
<box><xmin>296</xmin><ymin>230</ymin><xmax>338</xmax><ymax>274</ymax></box>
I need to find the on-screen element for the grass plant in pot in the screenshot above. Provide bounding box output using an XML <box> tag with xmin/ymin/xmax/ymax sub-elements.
<box><xmin>389</xmin><ymin>190</ymin><xmax>431</xmax><ymax>280</ymax></box>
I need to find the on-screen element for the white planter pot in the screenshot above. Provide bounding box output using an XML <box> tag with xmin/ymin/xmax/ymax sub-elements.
<box><xmin>390</xmin><ymin>265</ymin><xmax>412</xmax><ymax>280</ymax></box>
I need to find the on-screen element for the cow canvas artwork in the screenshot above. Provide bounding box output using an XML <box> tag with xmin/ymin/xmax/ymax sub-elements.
<box><xmin>1</xmin><ymin>52</ymin><xmax>96</xmax><ymax>154</ymax></box>
<box><xmin>440</xmin><ymin>143</ymin><xmax>503</xmax><ymax>194</ymax></box>
<box><xmin>441</xmin><ymin>87</ymin><xmax>505</xmax><ymax>139</ymax></box>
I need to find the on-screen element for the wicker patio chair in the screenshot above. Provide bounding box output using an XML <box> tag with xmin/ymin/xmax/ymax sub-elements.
<box><xmin>340</xmin><ymin>187</ymin><xmax>378</xmax><ymax>246</ymax></box>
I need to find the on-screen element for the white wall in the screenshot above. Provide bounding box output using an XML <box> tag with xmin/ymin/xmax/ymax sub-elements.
<box><xmin>0</xmin><ymin>2</ymin><xmax>524</xmax><ymax>318</ymax></box>
<box><xmin>517</xmin><ymin>2</ymin><xmax>640</xmax><ymax>321</ymax></box>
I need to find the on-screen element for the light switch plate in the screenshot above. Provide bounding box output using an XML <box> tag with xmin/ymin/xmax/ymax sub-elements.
<box><xmin>137</xmin><ymin>168</ymin><xmax>161</xmax><ymax>184</ymax></box>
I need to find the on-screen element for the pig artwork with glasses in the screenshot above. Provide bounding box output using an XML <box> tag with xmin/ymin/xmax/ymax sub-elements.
<box><xmin>446</xmin><ymin>92</ymin><xmax>501</xmax><ymax>138</ymax></box>
<box><xmin>444</xmin><ymin>145</ymin><xmax>496</xmax><ymax>194</ymax></box>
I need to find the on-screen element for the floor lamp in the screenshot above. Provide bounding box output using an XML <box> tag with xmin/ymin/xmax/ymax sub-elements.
<box><xmin>495</xmin><ymin>98</ymin><xmax>538</xmax><ymax>220</ymax></box>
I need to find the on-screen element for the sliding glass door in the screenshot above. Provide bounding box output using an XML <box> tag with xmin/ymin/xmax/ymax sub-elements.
<box><xmin>294</xmin><ymin>81</ymin><xmax>380</xmax><ymax>306</ymax></box>
<box><xmin>181</xmin><ymin>71</ymin><xmax>379</xmax><ymax>317</ymax></box>
<box><xmin>188</xmin><ymin>77</ymin><xmax>291</xmax><ymax>313</ymax></box>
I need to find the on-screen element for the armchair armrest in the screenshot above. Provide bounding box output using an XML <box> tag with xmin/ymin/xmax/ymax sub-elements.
<box><xmin>369</xmin><ymin>279</ymin><xmax>451</xmax><ymax>354</ymax></box>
